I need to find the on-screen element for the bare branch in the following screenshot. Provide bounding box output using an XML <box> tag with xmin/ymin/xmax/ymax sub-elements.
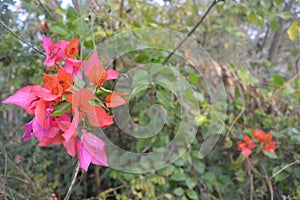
<box><xmin>0</xmin><ymin>20</ymin><xmax>46</xmax><ymax>57</ymax></box>
<box><xmin>163</xmin><ymin>0</ymin><xmax>225</xmax><ymax>64</ymax></box>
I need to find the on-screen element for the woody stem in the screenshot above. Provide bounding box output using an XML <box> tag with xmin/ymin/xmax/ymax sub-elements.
<box><xmin>0</xmin><ymin>20</ymin><xmax>46</xmax><ymax>57</ymax></box>
<box><xmin>64</xmin><ymin>162</ymin><xmax>80</xmax><ymax>200</ymax></box>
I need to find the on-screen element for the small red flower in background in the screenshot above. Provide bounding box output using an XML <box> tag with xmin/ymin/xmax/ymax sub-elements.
<box><xmin>237</xmin><ymin>135</ymin><xmax>256</xmax><ymax>157</ymax></box>
<box><xmin>253</xmin><ymin>129</ymin><xmax>277</xmax><ymax>154</ymax></box>
<box><xmin>237</xmin><ymin>130</ymin><xmax>278</xmax><ymax>157</ymax></box>
<box><xmin>39</xmin><ymin>22</ymin><xmax>50</xmax><ymax>36</ymax></box>
<box><xmin>263</xmin><ymin>140</ymin><xmax>277</xmax><ymax>154</ymax></box>
<box><xmin>51</xmin><ymin>193</ymin><xmax>58</xmax><ymax>200</ymax></box>
<box><xmin>253</xmin><ymin>130</ymin><xmax>272</xmax><ymax>143</ymax></box>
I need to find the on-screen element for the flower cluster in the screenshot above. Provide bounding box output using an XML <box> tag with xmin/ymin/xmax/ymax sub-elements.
<box><xmin>2</xmin><ymin>37</ymin><xmax>128</xmax><ymax>171</ymax></box>
<box><xmin>237</xmin><ymin>130</ymin><xmax>277</xmax><ymax>157</ymax></box>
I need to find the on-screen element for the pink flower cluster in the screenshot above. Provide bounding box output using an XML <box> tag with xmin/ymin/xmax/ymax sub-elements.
<box><xmin>2</xmin><ymin>37</ymin><xmax>128</xmax><ymax>171</ymax></box>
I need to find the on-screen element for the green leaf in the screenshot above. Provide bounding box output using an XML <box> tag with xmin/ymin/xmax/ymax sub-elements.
<box><xmin>271</xmin><ymin>74</ymin><xmax>285</xmax><ymax>86</ymax></box>
<box><xmin>170</xmin><ymin>170</ymin><xmax>187</xmax><ymax>181</ymax></box>
<box><xmin>50</xmin><ymin>101</ymin><xmax>71</xmax><ymax>116</ymax></box>
<box><xmin>274</xmin><ymin>0</ymin><xmax>283</xmax><ymax>5</ymax></box>
<box><xmin>200</xmin><ymin>172</ymin><xmax>216</xmax><ymax>191</ymax></box>
<box><xmin>49</xmin><ymin>22</ymin><xmax>68</xmax><ymax>35</ymax></box>
<box><xmin>164</xmin><ymin>193</ymin><xmax>173</xmax><ymax>199</ymax></box>
<box><xmin>235</xmin><ymin>169</ymin><xmax>245</xmax><ymax>182</ymax></box>
<box><xmin>230</xmin><ymin>154</ymin><xmax>246</xmax><ymax>170</ymax></box>
<box><xmin>274</xmin><ymin>171</ymin><xmax>289</xmax><ymax>182</ymax></box>
<box><xmin>156</xmin><ymin>90</ymin><xmax>174</xmax><ymax>109</ymax></box>
<box><xmin>276</xmin><ymin>12</ymin><xmax>291</xmax><ymax>20</ymax></box>
<box><xmin>189</xmin><ymin>72</ymin><xmax>198</xmax><ymax>85</ymax></box>
<box><xmin>131</xmin><ymin>20</ymin><xmax>142</xmax><ymax>28</ymax></box>
<box><xmin>67</xmin><ymin>6</ymin><xmax>79</xmax><ymax>22</ymax></box>
<box><xmin>263</xmin><ymin>151</ymin><xmax>278</xmax><ymax>159</ymax></box>
<box><xmin>194</xmin><ymin>161</ymin><xmax>205</xmax><ymax>174</ymax></box>
<box><xmin>173</xmin><ymin>187</ymin><xmax>184</xmax><ymax>196</ymax></box>
<box><xmin>156</xmin><ymin>79</ymin><xmax>176</xmax><ymax>94</ymax></box>
<box><xmin>84</xmin><ymin>38</ymin><xmax>94</xmax><ymax>49</ymax></box>
<box><xmin>88</xmin><ymin>99</ymin><xmax>106</xmax><ymax>108</ymax></box>
<box><xmin>269</xmin><ymin>17</ymin><xmax>279</xmax><ymax>32</ymax></box>
<box><xmin>174</xmin><ymin>158</ymin><xmax>185</xmax><ymax>167</ymax></box>
<box><xmin>248</xmin><ymin>11</ymin><xmax>256</xmax><ymax>24</ymax></box>
<box><xmin>255</xmin><ymin>15</ymin><xmax>264</xmax><ymax>27</ymax></box>
<box><xmin>287</xmin><ymin>21</ymin><xmax>300</xmax><ymax>42</ymax></box>
<box><xmin>130</xmin><ymin>83</ymin><xmax>149</xmax><ymax>99</ymax></box>
<box><xmin>186</xmin><ymin>177</ymin><xmax>197</xmax><ymax>189</ymax></box>
<box><xmin>294</xmin><ymin>167</ymin><xmax>300</xmax><ymax>179</ymax></box>
<box><xmin>132</xmin><ymin>69</ymin><xmax>149</xmax><ymax>85</ymax></box>
<box><xmin>187</xmin><ymin>189</ymin><xmax>198</xmax><ymax>200</ymax></box>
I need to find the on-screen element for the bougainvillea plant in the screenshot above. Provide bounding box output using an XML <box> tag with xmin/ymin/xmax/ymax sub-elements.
<box><xmin>2</xmin><ymin>37</ymin><xmax>128</xmax><ymax>171</ymax></box>
<box><xmin>237</xmin><ymin>130</ymin><xmax>278</xmax><ymax>157</ymax></box>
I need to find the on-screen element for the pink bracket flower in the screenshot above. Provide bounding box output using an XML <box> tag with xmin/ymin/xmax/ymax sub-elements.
<box><xmin>42</xmin><ymin>37</ymin><xmax>69</xmax><ymax>66</ymax></box>
<box><xmin>76</xmin><ymin>129</ymin><xmax>108</xmax><ymax>171</ymax></box>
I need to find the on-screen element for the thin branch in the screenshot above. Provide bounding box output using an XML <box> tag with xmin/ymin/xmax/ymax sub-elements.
<box><xmin>271</xmin><ymin>160</ymin><xmax>300</xmax><ymax>179</ymax></box>
<box><xmin>246</xmin><ymin>158</ymin><xmax>264</xmax><ymax>178</ymax></box>
<box><xmin>266</xmin><ymin>176</ymin><xmax>274</xmax><ymax>200</ymax></box>
<box><xmin>247</xmin><ymin>169</ymin><xmax>254</xmax><ymax>200</ymax></box>
<box><xmin>119</xmin><ymin>0</ymin><xmax>124</xmax><ymax>28</ymax></box>
<box><xmin>272</xmin><ymin>72</ymin><xmax>300</xmax><ymax>98</ymax></box>
<box><xmin>227</xmin><ymin>84</ymin><xmax>246</xmax><ymax>135</ymax></box>
<box><xmin>91</xmin><ymin>13</ymin><xmax>96</xmax><ymax>50</ymax></box>
<box><xmin>99</xmin><ymin>182</ymin><xmax>128</xmax><ymax>196</ymax></box>
<box><xmin>0</xmin><ymin>142</ymin><xmax>8</xmax><ymax>200</ymax></box>
<box><xmin>0</xmin><ymin>20</ymin><xmax>45</xmax><ymax>57</ymax></box>
<box><xmin>162</xmin><ymin>0</ymin><xmax>224</xmax><ymax>64</ymax></box>
<box><xmin>36</xmin><ymin>0</ymin><xmax>55</xmax><ymax>20</ymax></box>
<box><xmin>64</xmin><ymin>162</ymin><xmax>80</xmax><ymax>200</ymax></box>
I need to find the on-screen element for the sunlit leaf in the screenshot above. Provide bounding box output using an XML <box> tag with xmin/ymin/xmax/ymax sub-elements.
<box><xmin>287</xmin><ymin>21</ymin><xmax>300</xmax><ymax>42</ymax></box>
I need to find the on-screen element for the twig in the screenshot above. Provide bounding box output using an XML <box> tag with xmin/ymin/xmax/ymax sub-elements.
<box><xmin>36</xmin><ymin>0</ymin><xmax>55</xmax><ymax>20</ymax></box>
<box><xmin>0</xmin><ymin>142</ymin><xmax>8</xmax><ymax>200</ymax></box>
<box><xmin>64</xmin><ymin>162</ymin><xmax>80</xmax><ymax>200</ymax></box>
<box><xmin>266</xmin><ymin>176</ymin><xmax>274</xmax><ymax>200</ymax></box>
<box><xmin>247</xmin><ymin>169</ymin><xmax>254</xmax><ymax>200</ymax></box>
<box><xmin>246</xmin><ymin>158</ymin><xmax>264</xmax><ymax>178</ymax></box>
<box><xmin>272</xmin><ymin>72</ymin><xmax>300</xmax><ymax>98</ymax></box>
<box><xmin>91</xmin><ymin>13</ymin><xmax>96</xmax><ymax>50</ymax></box>
<box><xmin>227</xmin><ymin>84</ymin><xmax>246</xmax><ymax>135</ymax></box>
<box><xmin>95</xmin><ymin>166</ymin><xmax>100</xmax><ymax>194</ymax></box>
<box><xmin>162</xmin><ymin>0</ymin><xmax>224</xmax><ymax>64</ymax></box>
<box><xmin>119</xmin><ymin>0</ymin><xmax>124</xmax><ymax>27</ymax></box>
<box><xmin>99</xmin><ymin>183</ymin><xmax>128</xmax><ymax>196</ymax></box>
<box><xmin>271</xmin><ymin>160</ymin><xmax>299</xmax><ymax>179</ymax></box>
<box><xmin>0</xmin><ymin>20</ymin><xmax>45</xmax><ymax>57</ymax></box>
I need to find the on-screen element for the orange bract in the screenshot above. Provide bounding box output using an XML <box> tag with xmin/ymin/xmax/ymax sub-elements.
<box><xmin>253</xmin><ymin>130</ymin><xmax>273</xmax><ymax>143</ymax></box>
<box><xmin>237</xmin><ymin>135</ymin><xmax>256</xmax><ymax>157</ymax></box>
<box><xmin>106</xmin><ymin>92</ymin><xmax>128</xmax><ymax>108</ymax></box>
<box><xmin>88</xmin><ymin>62</ymin><xmax>106</xmax><ymax>87</ymax></box>
<box><xmin>263</xmin><ymin>140</ymin><xmax>277</xmax><ymax>154</ymax></box>
<box><xmin>44</xmin><ymin>69</ymin><xmax>73</xmax><ymax>96</ymax></box>
<box><xmin>66</xmin><ymin>88</ymin><xmax>93</xmax><ymax>109</ymax></box>
<box><xmin>66</xmin><ymin>37</ymin><xmax>79</xmax><ymax>58</ymax></box>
